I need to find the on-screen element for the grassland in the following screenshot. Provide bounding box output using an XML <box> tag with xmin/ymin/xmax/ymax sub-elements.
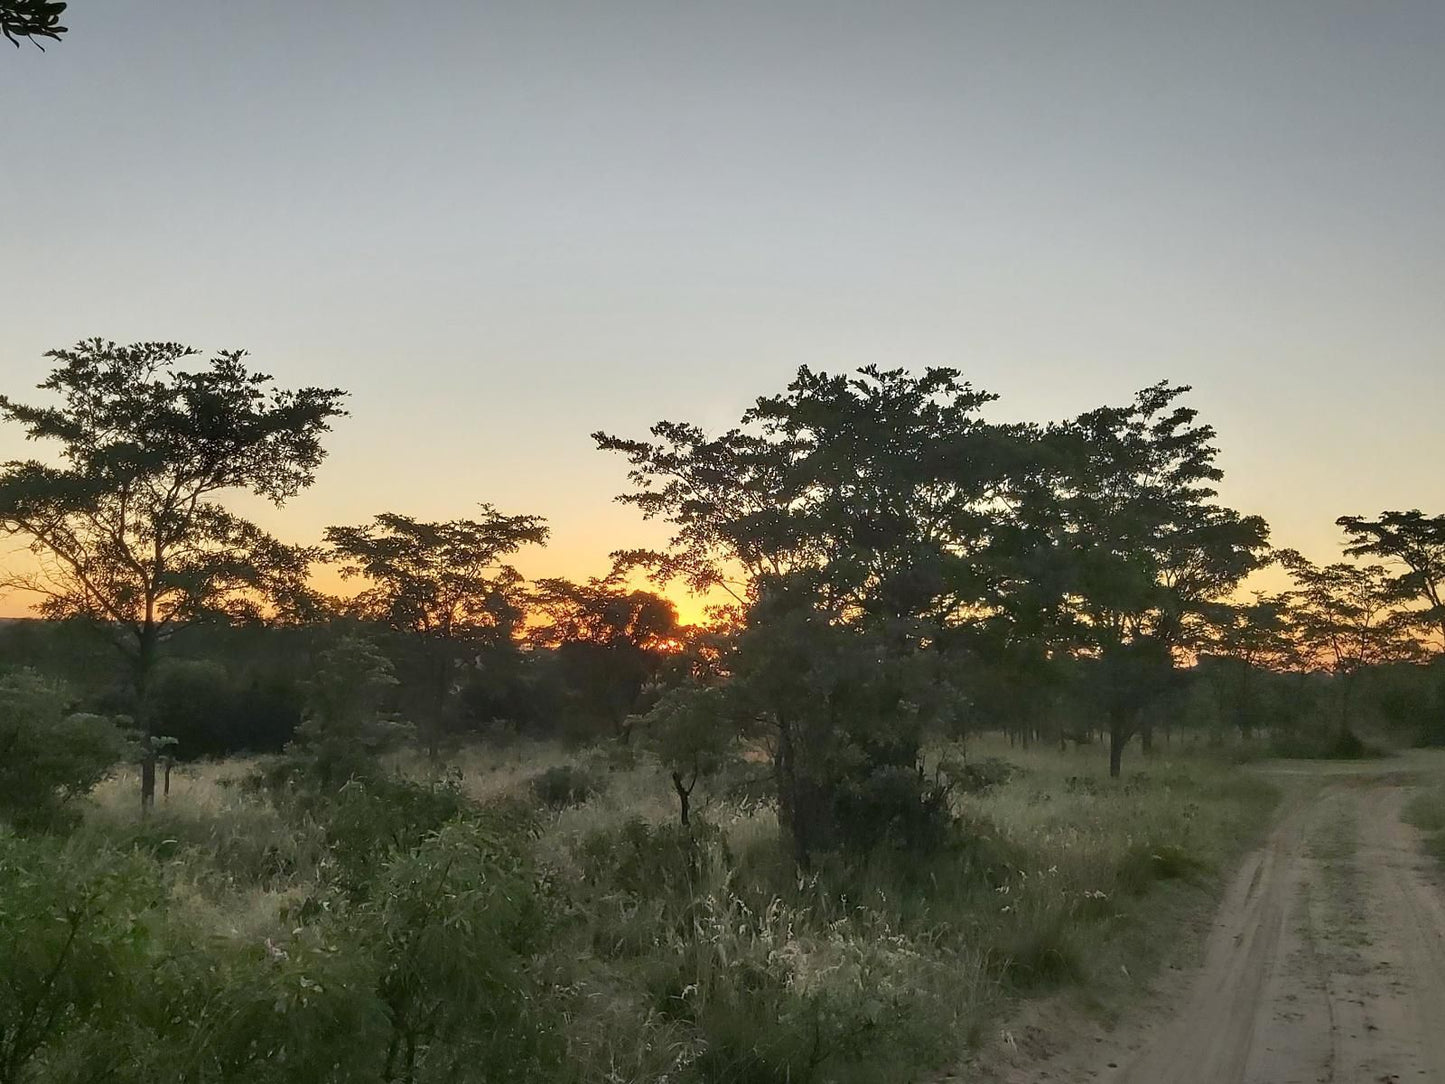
<box><xmin>70</xmin><ymin>737</ymin><xmax>1278</xmax><ymax>1082</ymax></box>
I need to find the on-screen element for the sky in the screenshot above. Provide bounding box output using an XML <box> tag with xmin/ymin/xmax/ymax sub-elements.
<box><xmin>2</xmin><ymin>1</ymin><xmax>1443</xmax><ymax>620</ymax></box>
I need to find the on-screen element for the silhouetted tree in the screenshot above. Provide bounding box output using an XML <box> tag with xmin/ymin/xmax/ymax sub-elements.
<box><xmin>1049</xmin><ymin>382</ymin><xmax>1270</xmax><ymax>775</ymax></box>
<box><xmin>527</xmin><ymin>576</ymin><xmax>681</xmax><ymax>740</ymax></box>
<box><xmin>1337</xmin><ymin>510</ymin><xmax>1445</xmax><ymax>652</ymax></box>
<box><xmin>1197</xmin><ymin>592</ymin><xmax>1298</xmax><ymax>740</ymax></box>
<box><xmin>2</xmin><ymin>0</ymin><xmax>65</xmax><ymax>48</ymax></box>
<box><xmin>292</xmin><ymin>635</ymin><xmax>408</xmax><ymax>787</ymax></box>
<box><xmin>0</xmin><ymin>340</ymin><xmax>346</xmax><ymax>809</ymax></box>
<box><xmin>1279</xmin><ymin>549</ymin><xmax>1422</xmax><ymax>736</ymax></box>
<box><xmin>324</xmin><ymin>509</ymin><xmax>548</xmax><ymax>758</ymax></box>
<box><xmin>598</xmin><ymin>367</ymin><xmax>1006</xmax><ymax>862</ymax></box>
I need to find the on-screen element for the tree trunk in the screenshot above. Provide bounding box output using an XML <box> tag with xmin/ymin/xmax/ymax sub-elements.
<box><xmin>774</xmin><ymin>717</ymin><xmax>830</xmax><ymax>868</ymax></box>
<box><xmin>1109</xmin><ymin>721</ymin><xmax>1125</xmax><ymax>778</ymax></box>
<box><xmin>775</xmin><ymin>719</ymin><xmax>812</xmax><ymax>867</ymax></box>
<box><xmin>140</xmin><ymin>751</ymin><xmax>156</xmax><ymax>813</ymax></box>
<box><xmin>671</xmin><ymin>770</ymin><xmax>692</xmax><ymax>827</ymax></box>
<box><xmin>163</xmin><ymin>761</ymin><xmax>172</xmax><ymax>798</ymax></box>
<box><xmin>135</xmin><ymin>628</ymin><xmax>159</xmax><ymax>814</ymax></box>
<box><xmin>1140</xmin><ymin>717</ymin><xmax>1154</xmax><ymax>756</ymax></box>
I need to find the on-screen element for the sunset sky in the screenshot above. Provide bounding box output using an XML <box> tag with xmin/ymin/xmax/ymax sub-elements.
<box><xmin>2</xmin><ymin>1</ymin><xmax>1442</xmax><ymax>622</ymax></box>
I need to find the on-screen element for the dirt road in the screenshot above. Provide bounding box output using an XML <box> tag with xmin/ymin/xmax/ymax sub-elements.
<box><xmin>988</xmin><ymin>757</ymin><xmax>1445</xmax><ymax>1084</ymax></box>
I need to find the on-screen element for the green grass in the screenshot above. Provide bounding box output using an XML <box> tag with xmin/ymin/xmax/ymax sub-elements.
<box><xmin>67</xmin><ymin>736</ymin><xmax>1277</xmax><ymax>1082</ymax></box>
<box><xmin>1404</xmin><ymin>786</ymin><xmax>1445</xmax><ymax>867</ymax></box>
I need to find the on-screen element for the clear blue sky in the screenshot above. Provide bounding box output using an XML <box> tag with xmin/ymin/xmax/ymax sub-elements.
<box><xmin>2</xmin><ymin>1</ymin><xmax>1443</xmax><ymax>613</ymax></box>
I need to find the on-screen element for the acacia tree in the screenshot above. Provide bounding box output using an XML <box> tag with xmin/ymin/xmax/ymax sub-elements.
<box><xmin>598</xmin><ymin>367</ymin><xmax>1016</xmax><ymax>864</ymax></box>
<box><xmin>526</xmin><ymin>576</ymin><xmax>681</xmax><ymax>740</ymax></box>
<box><xmin>1196</xmin><ymin>592</ymin><xmax>1297</xmax><ymax>740</ymax></box>
<box><xmin>1278</xmin><ymin>549</ymin><xmax>1422</xmax><ymax>735</ymax></box>
<box><xmin>0</xmin><ymin>340</ymin><xmax>346</xmax><ymax>809</ymax></box>
<box><xmin>1050</xmin><ymin>383</ymin><xmax>1270</xmax><ymax>776</ymax></box>
<box><xmin>1337</xmin><ymin>510</ymin><xmax>1445</xmax><ymax>653</ymax></box>
<box><xmin>324</xmin><ymin>508</ymin><xmax>548</xmax><ymax>759</ymax></box>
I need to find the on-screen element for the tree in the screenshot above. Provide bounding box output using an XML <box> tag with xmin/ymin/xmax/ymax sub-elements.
<box><xmin>1196</xmin><ymin>592</ymin><xmax>1297</xmax><ymax>741</ymax></box>
<box><xmin>324</xmin><ymin>508</ymin><xmax>548</xmax><ymax>759</ymax></box>
<box><xmin>290</xmin><ymin>635</ymin><xmax>408</xmax><ymax>787</ymax></box>
<box><xmin>527</xmin><ymin>576</ymin><xmax>682</xmax><ymax>740</ymax></box>
<box><xmin>1049</xmin><ymin>382</ymin><xmax>1270</xmax><ymax>775</ymax></box>
<box><xmin>642</xmin><ymin>683</ymin><xmax>734</xmax><ymax>826</ymax></box>
<box><xmin>1337</xmin><ymin>510</ymin><xmax>1445</xmax><ymax>653</ymax></box>
<box><xmin>598</xmin><ymin>367</ymin><xmax>1005</xmax><ymax>863</ymax></box>
<box><xmin>0</xmin><ymin>341</ymin><xmax>346</xmax><ymax>809</ymax></box>
<box><xmin>1278</xmin><ymin>549</ymin><xmax>1422</xmax><ymax>735</ymax></box>
<box><xmin>2</xmin><ymin>1</ymin><xmax>66</xmax><ymax>49</ymax></box>
<box><xmin>0</xmin><ymin>669</ymin><xmax>128</xmax><ymax>831</ymax></box>
<box><xmin>726</xmin><ymin>578</ymin><xmax>960</xmax><ymax>864</ymax></box>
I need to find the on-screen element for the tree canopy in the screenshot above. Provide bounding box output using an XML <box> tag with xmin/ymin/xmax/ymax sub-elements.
<box><xmin>2</xmin><ymin>1</ymin><xmax>66</xmax><ymax>49</ymax></box>
<box><xmin>0</xmin><ymin>340</ymin><xmax>347</xmax><ymax>806</ymax></box>
<box><xmin>1337</xmin><ymin>509</ymin><xmax>1445</xmax><ymax>652</ymax></box>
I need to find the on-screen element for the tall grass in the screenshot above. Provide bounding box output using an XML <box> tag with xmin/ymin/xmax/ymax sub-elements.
<box><xmin>66</xmin><ymin>737</ymin><xmax>1276</xmax><ymax>1082</ymax></box>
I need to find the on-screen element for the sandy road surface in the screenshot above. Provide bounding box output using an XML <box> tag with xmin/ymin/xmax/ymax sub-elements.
<box><xmin>986</xmin><ymin>756</ymin><xmax>1445</xmax><ymax>1084</ymax></box>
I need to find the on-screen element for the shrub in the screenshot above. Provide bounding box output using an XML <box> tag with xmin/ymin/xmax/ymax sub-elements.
<box><xmin>576</xmin><ymin>817</ymin><xmax>730</xmax><ymax>902</ymax></box>
<box><xmin>530</xmin><ymin>764</ymin><xmax>603</xmax><ymax>810</ymax></box>
<box><xmin>0</xmin><ymin>834</ymin><xmax>161</xmax><ymax>1082</ymax></box>
<box><xmin>1115</xmin><ymin>841</ymin><xmax>1210</xmax><ymax>896</ymax></box>
<box><xmin>953</xmin><ymin>756</ymin><xmax>1019</xmax><ymax>794</ymax></box>
<box><xmin>993</xmin><ymin>911</ymin><xmax>1085</xmax><ymax>990</ymax></box>
<box><xmin>832</xmin><ymin>764</ymin><xmax>954</xmax><ymax>856</ymax></box>
<box><xmin>0</xmin><ymin>669</ymin><xmax>128</xmax><ymax>832</ymax></box>
<box><xmin>315</xmin><ymin>773</ymin><xmax>479</xmax><ymax>896</ymax></box>
<box><xmin>331</xmin><ymin>821</ymin><xmax>560</xmax><ymax>1082</ymax></box>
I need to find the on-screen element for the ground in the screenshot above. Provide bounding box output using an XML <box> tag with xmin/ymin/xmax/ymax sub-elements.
<box><xmin>975</xmin><ymin>751</ymin><xmax>1445</xmax><ymax>1084</ymax></box>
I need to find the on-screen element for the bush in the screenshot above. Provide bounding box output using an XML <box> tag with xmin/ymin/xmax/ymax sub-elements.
<box><xmin>1270</xmin><ymin>726</ymin><xmax>1385</xmax><ymax>760</ymax></box>
<box><xmin>953</xmin><ymin>756</ymin><xmax>1019</xmax><ymax>794</ymax></box>
<box><xmin>318</xmin><ymin>821</ymin><xmax>560</xmax><ymax>1082</ymax></box>
<box><xmin>576</xmin><ymin>817</ymin><xmax>730</xmax><ymax>902</ymax></box>
<box><xmin>832</xmin><ymin>764</ymin><xmax>954</xmax><ymax>856</ymax></box>
<box><xmin>1115</xmin><ymin>841</ymin><xmax>1210</xmax><ymax>896</ymax></box>
<box><xmin>0</xmin><ymin>669</ymin><xmax>128</xmax><ymax>832</ymax></box>
<box><xmin>314</xmin><ymin>773</ymin><xmax>479</xmax><ymax>896</ymax></box>
<box><xmin>150</xmin><ymin>659</ymin><xmax>304</xmax><ymax>759</ymax></box>
<box><xmin>993</xmin><ymin>912</ymin><xmax>1085</xmax><ymax>990</ymax></box>
<box><xmin>0</xmin><ymin>834</ymin><xmax>161</xmax><ymax>1081</ymax></box>
<box><xmin>530</xmin><ymin>764</ymin><xmax>603</xmax><ymax>810</ymax></box>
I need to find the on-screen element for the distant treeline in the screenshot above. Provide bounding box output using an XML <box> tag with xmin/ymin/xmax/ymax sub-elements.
<box><xmin>2</xmin><ymin>343</ymin><xmax>1444</xmax><ymax>853</ymax></box>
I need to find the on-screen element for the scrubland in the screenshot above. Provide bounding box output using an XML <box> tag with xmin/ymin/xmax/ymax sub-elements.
<box><xmin>9</xmin><ymin>737</ymin><xmax>1279</xmax><ymax>1084</ymax></box>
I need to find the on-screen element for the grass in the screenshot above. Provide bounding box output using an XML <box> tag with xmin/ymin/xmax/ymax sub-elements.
<box><xmin>1404</xmin><ymin>785</ymin><xmax>1445</xmax><ymax>866</ymax></box>
<box><xmin>67</xmin><ymin>735</ymin><xmax>1278</xmax><ymax>1082</ymax></box>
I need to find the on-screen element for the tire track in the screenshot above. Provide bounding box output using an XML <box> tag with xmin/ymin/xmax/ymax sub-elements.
<box><xmin>982</xmin><ymin>761</ymin><xmax>1445</xmax><ymax>1084</ymax></box>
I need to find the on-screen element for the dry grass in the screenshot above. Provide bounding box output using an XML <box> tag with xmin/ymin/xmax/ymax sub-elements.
<box><xmin>66</xmin><ymin>734</ymin><xmax>1276</xmax><ymax>1080</ymax></box>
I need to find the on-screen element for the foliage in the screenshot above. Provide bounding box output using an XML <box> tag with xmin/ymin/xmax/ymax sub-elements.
<box><xmin>289</xmin><ymin>634</ymin><xmax>409</xmax><ymax>787</ymax></box>
<box><xmin>1338</xmin><ymin>509</ymin><xmax>1445</xmax><ymax>652</ymax></box>
<box><xmin>325</xmin><ymin>509</ymin><xmax>548</xmax><ymax>756</ymax></box>
<box><xmin>642</xmin><ymin>684</ymin><xmax>736</xmax><ymax>824</ymax></box>
<box><xmin>528</xmin><ymin>576</ymin><xmax>682</xmax><ymax>740</ymax></box>
<box><xmin>1</xmin><ymin>0</ymin><xmax>65</xmax><ymax>48</ymax></box>
<box><xmin>0</xmin><ymin>341</ymin><xmax>346</xmax><ymax>807</ymax></box>
<box><xmin>148</xmin><ymin>658</ymin><xmax>303</xmax><ymax>760</ymax></box>
<box><xmin>1046</xmin><ymin>382</ymin><xmax>1271</xmax><ymax>774</ymax></box>
<box><xmin>0</xmin><ymin>836</ymin><xmax>160</xmax><ymax>1084</ymax></box>
<box><xmin>529</xmin><ymin>764</ymin><xmax>603</xmax><ymax>810</ymax></box>
<box><xmin>335</xmin><ymin>822</ymin><xmax>560</xmax><ymax>1083</ymax></box>
<box><xmin>575</xmin><ymin>816</ymin><xmax>730</xmax><ymax>902</ymax></box>
<box><xmin>953</xmin><ymin>755</ymin><xmax>1019</xmax><ymax>794</ymax></box>
<box><xmin>0</xmin><ymin>670</ymin><xmax>127</xmax><ymax>832</ymax></box>
<box><xmin>1115</xmin><ymin>841</ymin><xmax>1210</xmax><ymax>896</ymax></box>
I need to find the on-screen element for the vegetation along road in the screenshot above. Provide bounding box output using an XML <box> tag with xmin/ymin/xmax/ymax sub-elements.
<box><xmin>993</xmin><ymin>753</ymin><xmax>1445</xmax><ymax>1084</ymax></box>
